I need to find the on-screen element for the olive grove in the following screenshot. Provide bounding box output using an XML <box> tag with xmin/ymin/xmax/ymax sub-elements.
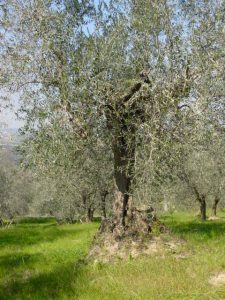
<box><xmin>0</xmin><ymin>0</ymin><xmax>225</xmax><ymax>232</ymax></box>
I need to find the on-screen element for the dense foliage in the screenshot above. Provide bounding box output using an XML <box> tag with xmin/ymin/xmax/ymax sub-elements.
<box><xmin>0</xmin><ymin>0</ymin><xmax>224</xmax><ymax>222</ymax></box>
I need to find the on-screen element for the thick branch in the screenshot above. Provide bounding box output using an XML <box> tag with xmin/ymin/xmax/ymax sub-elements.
<box><xmin>122</xmin><ymin>82</ymin><xmax>142</xmax><ymax>104</ymax></box>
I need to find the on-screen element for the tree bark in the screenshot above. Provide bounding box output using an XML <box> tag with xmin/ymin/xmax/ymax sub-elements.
<box><xmin>193</xmin><ymin>186</ymin><xmax>207</xmax><ymax>221</ymax></box>
<box><xmin>82</xmin><ymin>191</ymin><xmax>94</xmax><ymax>222</ymax></box>
<box><xmin>212</xmin><ymin>197</ymin><xmax>220</xmax><ymax>217</ymax></box>
<box><xmin>200</xmin><ymin>196</ymin><xmax>207</xmax><ymax>221</ymax></box>
<box><xmin>86</xmin><ymin>207</ymin><xmax>94</xmax><ymax>222</ymax></box>
<box><xmin>112</xmin><ymin>134</ymin><xmax>135</xmax><ymax>226</ymax></box>
<box><xmin>100</xmin><ymin>190</ymin><xmax>108</xmax><ymax>218</ymax></box>
<box><xmin>104</xmin><ymin>79</ymin><xmax>145</xmax><ymax>229</ymax></box>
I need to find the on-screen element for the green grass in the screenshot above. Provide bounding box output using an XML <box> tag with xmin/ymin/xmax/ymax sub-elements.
<box><xmin>0</xmin><ymin>212</ymin><xmax>225</xmax><ymax>299</ymax></box>
<box><xmin>0</xmin><ymin>219</ymin><xmax>98</xmax><ymax>300</ymax></box>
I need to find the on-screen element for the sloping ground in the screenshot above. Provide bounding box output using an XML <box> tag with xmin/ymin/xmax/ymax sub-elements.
<box><xmin>0</xmin><ymin>213</ymin><xmax>225</xmax><ymax>299</ymax></box>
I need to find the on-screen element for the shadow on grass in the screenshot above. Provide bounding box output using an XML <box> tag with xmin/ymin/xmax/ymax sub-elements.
<box><xmin>0</xmin><ymin>260</ymin><xmax>87</xmax><ymax>300</ymax></box>
<box><xmin>0</xmin><ymin>252</ymin><xmax>41</xmax><ymax>270</ymax></box>
<box><xmin>0</xmin><ymin>220</ymin><xmax>98</xmax><ymax>299</ymax></box>
<box><xmin>17</xmin><ymin>217</ymin><xmax>57</xmax><ymax>224</ymax></box>
<box><xmin>163</xmin><ymin>215</ymin><xmax>225</xmax><ymax>239</ymax></box>
<box><xmin>0</xmin><ymin>224</ymin><xmax>93</xmax><ymax>248</ymax></box>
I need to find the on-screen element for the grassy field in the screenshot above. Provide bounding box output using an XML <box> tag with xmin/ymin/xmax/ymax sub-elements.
<box><xmin>0</xmin><ymin>213</ymin><xmax>225</xmax><ymax>299</ymax></box>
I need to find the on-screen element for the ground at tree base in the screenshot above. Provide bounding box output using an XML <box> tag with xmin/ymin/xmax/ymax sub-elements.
<box><xmin>88</xmin><ymin>207</ymin><xmax>185</xmax><ymax>262</ymax></box>
<box><xmin>88</xmin><ymin>233</ymin><xmax>187</xmax><ymax>263</ymax></box>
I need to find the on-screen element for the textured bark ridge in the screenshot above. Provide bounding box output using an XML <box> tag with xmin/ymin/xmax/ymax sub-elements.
<box><xmin>98</xmin><ymin>201</ymin><xmax>166</xmax><ymax>239</ymax></box>
<box><xmin>198</xmin><ymin>196</ymin><xmax>206</xmax><ymax>221</ymax></box>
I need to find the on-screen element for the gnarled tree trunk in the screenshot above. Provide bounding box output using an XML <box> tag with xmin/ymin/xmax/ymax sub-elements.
<box><xmin>112</xmin><ymin>135</ymin><xmax>135</xmax><ymax>226</ymax></box>
<box><xmin>98</xmin><ymin>133</ymin><xmax>164</xmax><ymax>238</ymax></box>
<box><xmin>104</xmin><ymin>79</ymin><xmax>156</xmax><ymax>234</ymax></box>
<box><xmin>102</xmin><ymin>69</ymin><xmax>190</xmax><ymax>235</ymax></box>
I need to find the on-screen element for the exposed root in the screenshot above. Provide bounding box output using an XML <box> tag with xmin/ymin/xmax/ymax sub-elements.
<box><xmin>98</xmin><ymin>207</ymin><xmax>166</xmax><ymax>238</ymax></box>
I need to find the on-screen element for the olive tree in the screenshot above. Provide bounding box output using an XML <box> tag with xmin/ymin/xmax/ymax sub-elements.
<box><xmin>2</xmin><ymin>0</ymin><xmax>225</xmax><ymax>234</ymax></box>
<box><xmin>0</xmin><ymin>0</ymin><xmax>196</xmax><ymax>230</ymax></box>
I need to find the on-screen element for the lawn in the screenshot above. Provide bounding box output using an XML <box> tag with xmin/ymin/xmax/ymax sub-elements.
<box><xmin>0</xmin><ymin>213</ymin><xmax>225</xmax><ymax>299</ymax></box>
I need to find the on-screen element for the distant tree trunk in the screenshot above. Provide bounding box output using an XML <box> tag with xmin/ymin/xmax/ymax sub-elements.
<box><xmin>100</xmin><ymin>190</ymin><xmax>108</xmax><ymax>218</ymax></box>
<box><xmin>82</xmin><ymin>191</ymin><xmax>94</xmax><ymax>222</ymax></box>
<box><xmin>193</xmin><ymin>186</ymin><xmax>207</xmax><ymax>221</ymax></box>
<box><xmin>86</xmin><ymin>207</ymin><xmax>94</xmax><ymax>222</ymax></box>
<box><xmin>212</xmin><ymin>197</ymin><xmax>220</xmax><ymax>217</ymax></box>
<box><xmin>163</xmin><ymin>199</ymin><xmax>169</xmax><ymax>212</ymax></box>
<box><xmin>0</xmin><ymin>217</ymin><xmax>4</xmax><ymax>226</ymax></box>
<box><xmin>199</xmin><ymin>195</ymin><xmax>207</xmax><ymax>221</ymax></box>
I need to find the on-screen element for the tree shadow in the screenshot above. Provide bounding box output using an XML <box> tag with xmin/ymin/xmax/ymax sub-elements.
<box><xmin>0</xmin><ymin>220</ymin><xmax>98</xmax><ymax>299</ymax></box>
<box><xmin>18</xmin><ymin>217</ymin><xmax>57</xmax><ymax>224</ymax></box>
<box><xmin>163</xmin><ymin>215</ymin><xmax>225</xmax><ymax>239</ymax></box>
<box><xmin>0</xmin><ymin>252</ymin><xmax>41</xmax><ymax>270</ymax></box>
<box><xmin>0</xmin><ymin>223</ymin><xmax>92</xmax><ymax>248</ymax></box>
<box><xmin>0</xmin><ymin>259</ymin><xmax>87</xmax><ymax>300</ymax></box>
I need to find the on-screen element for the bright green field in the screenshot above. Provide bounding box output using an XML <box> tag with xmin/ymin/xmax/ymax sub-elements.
<box><xmin>0</xmin><ymin>213</ymin><xmax>225</xmax><ymax>300</ymax></box>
